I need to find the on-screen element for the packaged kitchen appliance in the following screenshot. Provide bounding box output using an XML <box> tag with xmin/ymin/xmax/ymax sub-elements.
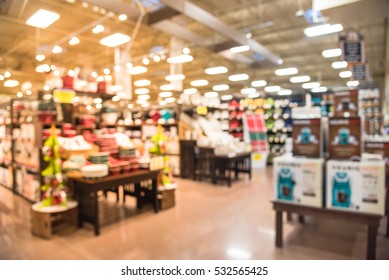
<box><xmin>292</xmin><ymin>118</ymin><xmax>323</xmax><ymax>158</ymax></box>
<box><xmin>273</xmin><ymin>156</ymin><xmax>324</xmax><ymax>207</ymax></box>
<box><xmin>326</xmin><ymin>160</ymin><xmax>386</xmax><ymax>215</ymax></box>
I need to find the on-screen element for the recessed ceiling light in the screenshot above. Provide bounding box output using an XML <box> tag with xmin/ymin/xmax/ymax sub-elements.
<box><xmin>4</xmin><ymin>80</ymin><xmax>19</xmax><ymax>87</ymax></box>
<box><xmin>82</xmin><ymin>2</ymin><xmax>89</xmax><ymax>8</ymax></box>
<box><xmin>141</xmin><ymin>102</ymin><xmax>150</xmax><ymax>108</ymax></box>
<box><xmin>213</xmin><ymin>84</ymin><xmax>230</xmax><ymax>91</ymax></box>
<box><xmin>339</xmin><ymin>71</ymin><xmax>352</xmax><ymax>78</ymax></box>
<box><xmin>311</xmin><ymin>86</ymin><xmax>328</xmax><ymax>93</ymax></box>
<box><xmin>290</xmin><ymin>75</ymin><xmax>310</xmax><ymax>83</ymax></box>
<box><xmin>332</xmin><ymin>61</ymin><xmax>348</xmax><ymax>69</ymax></box>
<box><xmin>264</xmin><ymin>85</ymin><xmax>281</xmax><ymax>92</ymax></box>
<box><xmin>69</xmin><ymin>36</ymin><xmax>80</xmax><ymax>45</ymax></box>
<box><xmin>25</xmin><ymin>9</ymin><xmax>60</xmax><ymax>29</ymax></box>
<box><xmin>322</xmin><ymin>48</ymin><xmax>342</xmax><ymax>58</ymax></box>
<box><xmin>165</xmin><ymin>97</ymin><xmax>176</xmax><ymax>103</ymax></box>
<box><xmin>302</xmin><ymin>82</ymin><xmax>320</xmax><ymax>89</ymax></box>
<box><xmin>4</xmin><ymin>71</ymin><xmax>11</xmax><ymax>78</ymax></box>
<box><xmin>134</xmin><ymin>79</ymin><xmax>151</xmax><ymax>87</ymax></box>
<box><xmin>278</xmin><ymin>59</ymin><xmax>284</xmax><ymax>65</ymax></box>
<box><xmin>137</xmin><ymin>94</ymin><xmax>150</xmax><ymax>100</ymax></box>
<box><xmin>136</xmin><ymin>99</ymin><xmax>146</xmax><ymax>104</ymax></box>
<box><xmin>0</xmin><ymin>75</ymin><xmax>3</xmax><ymax>81</ymax></box>
<box><xmin>114</xmin><ymin>65</ymin><xmax>121</xmax><ymax>72</ymax></box>
<box><xmin>221</xmin><ymin>95</ymin><xmax>233</xmax><ymax>101</ymax></box>
<box><xmin>167</xmin><ymin>54</ymin><xmax>193</xmax><ymax>64</ymax></box>
<box><xmin>135</xmin><ymin>88</ymin><xmax>149</xmax><ymax>95</ymax></box>
<box><xmin>127</xmin><ymin>104</ymin><xmax>134</xmax><ymax>109</ymax></box>
<box><xmin>184</xmin><ymin>88</ymin><xmax>197</xmax><ymax>95</ymax></box>
<box><xmin>35</xmin><ymin>64</ymin><xmax>50</xmax><ymax>73</ymax></box>
<box><xmin>230</xmin><ymin>45</ymin><xmax>250</xmax><ymax>53</ymax></box>
<box><xmin>96</xmin><ymin>103</ymin><xmax>102</xmax><ymax>109</ymax></box>
<box><xmin>112</xmin><ymin>95</ymin><xmax>121</xmax><ymax>102</ymax></box>
<box><xmin>93</xmin><ymin>98</ymin><xmax>103</xmax><ymax>104</ymax></box>
<box><xmin>16</xmin><ymin>91</ymin><xmax>23</xmax><ymax>97</ymax></box>
<box><xmin>278</xmin><ymin>89</ymin><xmax>292</xmax><ymax>95</ymax></box>
<box><xmin>241</xmin><ymin>88</ymin><xmax>256</xmax><ymax>94</ymax></box>
<box><xmin>153</xmin><ymin>55</ymin><xmax>161</xmax><ymax>62</ymax></box>
<box><xmin>126</xmin><ymin>62</ymin><xmax>133</xmax><ymax>69</ymax></box>
<box><xmin>119</xmin><ymin>14</ymin><xmax>127</xmax><ymax>21</ymax></box>
<box><xmin>142</xmin><ymin>57</ymin><xmax>150</xmax><ymax>65</ymax></box>
<box><xmin>52</xmin><ymin>45</ymin><xmax>62</xmax><ymax>54</ymax></box>
<box><xmin>251</xmin><ymin>80</ymin><xmax>267</xmax><ymax>87</ymax></box>
<box><xmin>105</xmin><ymin>75</ymin><xmax>112</xmax><ymax>82</ymax></box>
<box><xmin>26</xmin><ymin>89</ymin><xmax>32</xmax><ymax>95</ymax></box>
<box><xmin>347</xmin><ymin>80</ymin><xmax>359</xmax><ymax>87</ymax></box>
<box><xmin>100</xmin><ymin>33</ymin><xmax>131</xmax><ymax>48</ymax></box>
<box><xmin>165</xmin><ymin>74</ymin><xmax>185</xmax><ymax>81</ymax></box>
<box><xmin>159</xmin><ymin>92</ymin><xmax>173</xmax><ymax>98</ymax></box>
<box><xmin>103</xmin><ymin>68</ymin><xmax>111</xmax><ymax>75</ymax></box>
<box><xmin>160</xmin><ymin>84</ymin><xmax>174</xmax><ymax>91</ymax></box>
<box><xmin>228</xmin><ymin>73</ymin><xmax>249</xmax><ymax>81</ymax></box>
<box><xmin>92</xmin><ymin>24</ymin><xmax>104</xmax><ymax>34</ymax></box>
<box><xmin>36</xmin><ymin>54</ymin><xmax>45</xmax><ymax>61</ymax></box>
<box><xmin>182</xmin><ymin>47</ymin><xmax>190</xmax><ymax>54</ymax></box>
<box><xmin>248</xmin><ymin>92</ymin><xmax>260</xmax><ymax>98</ymax></box>
<box><xmin>304</xmin><ymin>23</ymin><xmax>343</xmax><ymax>37</ymax></box>
<box><xmin>204</xmin><ymin>91</ymin><xmax>218</xmax><ymax>98</ymax></box>
<box><xmin>128</xmin><ymin>66</ymin><xmax>147</xmax><ymax>75</ymax></box>
<box><xmin>205</xmin><ymin>66</ymin><xmax>228</xmax><ymax>75</ymax></box>
<box><xmin>275</xmin><ymin>67</ymin><xmax>298</xmax><ymax>76</ymax></box>
<box><xmin>190</xmin><ymin>79</ymin><xmax>209</xmax><ymax>87</ymax></box>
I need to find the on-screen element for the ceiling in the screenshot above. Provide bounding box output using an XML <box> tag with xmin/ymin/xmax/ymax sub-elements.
<box><xmin>0</xmin><ymin>0</ymin><xmax>388</xmax><ymax>104</ymax></box>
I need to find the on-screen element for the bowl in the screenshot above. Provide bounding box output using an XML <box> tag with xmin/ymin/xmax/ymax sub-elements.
<box><xmin>101</xmin><ymin>112</ymin><xmax>118</xmax><ymax>125</ymax></box>
<box><xmin>81</xmin><ymin>164</ymin><xmax>108</xmax><ymax>178</ymax></box>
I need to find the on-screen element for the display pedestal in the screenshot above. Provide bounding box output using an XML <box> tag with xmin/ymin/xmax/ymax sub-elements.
<box><xmin>272</xmin><ymin>201</ymin><xmax>387</xmax><ymax>260</ymax></box>
<box><xmin>31</xmin><ymin>201</ymin><xmax>78</xmax><ymax>239</ymax></box>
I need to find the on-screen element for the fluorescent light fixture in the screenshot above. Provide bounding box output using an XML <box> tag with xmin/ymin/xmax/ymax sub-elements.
<box><xmin>278</xmin><ymin>89</ymin><xmax>292</xmax><ymax>95</ymax></box>
<box><xmin>135</xmin><ymin>88</ymin><xmax>150</xmax><ymax>95</ymax></box>
<box><xmin>322</xmin><ymin>48</ymin><xmax>342</xmax><ymax>58</ymax></box>
<box><xmin>167</xmin><ymin>54</ymin><xmax>193</xmax><ymax>64</ymax></box>
<box><xmin>251</xmin><ymin>80</ymin><xmax>267</xmax><ymax>87</ymax></box>
<box><xmin>128</xmin><ymin>66</ymin><xmax>147</xmax><ymax>75</ymax></box>
<box><xmin>43</xmin><ymin>94</ymin><xmax>52</xmax><ymax>100</ymax></box>
<box><xmin>221</xmin><ymin>95</ymin><xmax>233</xmax><ymax>101</ymax></box>
<box><xmin>52</xmin><ymin>45</ymin><xmax>62</xmax><ymax>54</ymax></box>
<box><xmin>204</xmin><ymin>91</ymin><xmax>218</xmax><ymax>98</ymax></box>
<box><xmin>160</xmin><ymin>84</ymin><xmax>174</xmax><ymax>91</ymax></box>
<box><xmin>0</xmin><ymin>75</ymin><xmax>3</xmax><ymax>81</ymax></box>
<box><xmin>275</xmin><ymin>67</ymin><xmax>298</xmax><ymax>76</ymax></box>
<box><xmin>190</xmin><ymin>79</ymin><xmax>209</xmax><ymax>87</ymax></box>
<box><xmin>134</xmin><ymin>79</ymin><xmax>151</xmax><ymax>87</ymax></box>
<box><xmin>184</xmin><ymin>88</ymin><xmax>197</xmax><ymax>95</ymax></box>
<box><xmin>213</xmin><ymin>84</ymin><xmax>230</xmax><ymax>91</ymax></box>
<box><xmin>35</xmin><ymin>64</ymin><xmax>50</xmax><ymax>73</ymax></box>
<box><xmin>165</xmin><ymin>97</ymin><xmax>176</xmax><ymax>103</ymax></box>
<box><xmin>36</xmin><ymin>54</ymin><xmax>45</xmax><ymax>61</ymax></box>
<box><xmin>230</xmin><ymin>45</ymin><xmax>250</xmax><ymax>53</ymax></box>
<box><xmin>241</xmin><ymin>88</ymin><xmax>256</xmax><ymax>94</ymax></box>
<box><xmin>159</xmin><ymin>92</ymin><xmax>173</xmax><ymax>98</ymax></box>
<box><xmin>25</xmin><ymin>9</ymin><xmax>60</xmax><ymax>29</ymax></box>
<box><xmin>228</xmin><ymin>73</ymin><xmax>249</xmax><ymax>81</ymax></box>
<box><xmin>302</xmin><ymin>82</ymin><xmax>320</xmax><ymax>89</ymax></box>
<box><xmin>136</xmin><ymin>99</ymin><xmax>146</xmax><ymax>104</ymax></box>
<box><xmin>110</xmin><ymin>85</ymin><xmax>123</xmax><ymax>92</ymax></box>
<box><xmin>159</xmin><ymin>100</ymin><xmax>167</xmax><ymax>106</ymax></box>
<box><xmin>118</xmin><ymin>14</ymin><xmax>127</xmax><ymax>21</ymax></box>
<box><xmin>290</xmin><ymin>75</ymin><xmax>310</xmax><ymax>83</ymax></box>
<box><xmin>265</xmin><ymin>85</ymin><xmax>281</xmax><ymax>92</ymax></box>
<box><xmin>311</xmin><ymin>86</ymin><xmax>328</xmax><ymax>93</ymax></box>
<box><xmin>137</xmin><ymin>94</ymin><xmax>150</xmax><ymax>100</ymax></box>
<box><xmin>100</xmin><ymin>33</ymin><xmax>130</xmax><ymax>48</ymax></box>
<box><xmin>92</xmin><ymin>24</ymin><xmax>104</xmax><ymax>34</ymax></box>
<box><xmin>332</xmin><ymin>61</ymin><xmax>348</xmax><ymax>69</ymax></box>
<box><xmin>69</xmin><ymin>37</ymin><xmax>80</xmax><ymax>45</ymax></box>
<box><xmin>165</xmin><ymin>74</ymin><xmax>185</xmax><ymax>81</ymax></box>
<box><xmin>205</xmin><ymin>66</ymin><xmax>228</xmax><ymax>75</ymax></box>
<box><xmin>248</xmin><ymin>92</ymin><xmax>260</xmax><ymax>98</ymax></box>
<box><xmin>141</xmin><ymin>102</ymin><xmax>150</xmax><ymax>108</ymax></box>
<box><xmin>4</xmin><ymin>80</ymin><xmax>19</xmax><ymax>87</ymax></box>
<box><xmin>339</xmin><ymin>71</ymin><xmax>352</xmax><ymax>78</ymax></box>
<box><xmin>347</xmin><ymin>80</ymin><xmax>359</xmax><ymax>87</ymax></box>
<box><xmin>304</xmin><ymin>23</ymin><xmax>344</xmax><ymax>37</ymax></box>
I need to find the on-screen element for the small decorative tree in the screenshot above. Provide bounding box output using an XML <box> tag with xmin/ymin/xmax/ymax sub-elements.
<box><xmin>40</xmin><ymin>125</ymin><xmax>67</xmax><ymax>206</ymax></box>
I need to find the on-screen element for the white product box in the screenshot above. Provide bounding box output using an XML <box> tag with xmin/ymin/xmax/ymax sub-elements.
<box><xmin>273</xmin><ymin>156</ymin><xmax>324</xmax><ymax>207</ymax></box>
<box><xmin>326</xmin><ymin>160</ymin><xmax>386</xmax><ymax>215</ymax></box>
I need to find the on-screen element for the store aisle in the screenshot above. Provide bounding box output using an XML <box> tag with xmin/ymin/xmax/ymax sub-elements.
<box><xmin>0</xmin><ymin>168</ymin><xmax>388</xmax><ymax>260</ymax></box>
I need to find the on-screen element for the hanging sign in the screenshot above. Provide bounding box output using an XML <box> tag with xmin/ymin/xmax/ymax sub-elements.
<box><xmin>339</xmin><ymin>30</ymin><xmax>365</xmax><ymax>64</ymax></box>
<box><xmin>53</xmin><ymin>89</ymin><xmax>76</xmax><ymax>104</ymax></box>
<box><xmin>352</xmin><ymin>64</ymin><xmax>368</xmax><ymax>81</ymax></box>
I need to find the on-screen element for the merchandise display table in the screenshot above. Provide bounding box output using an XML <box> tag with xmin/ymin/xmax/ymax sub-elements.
<box><xmin>31</xmin><ymin>201</ymin><xmax>78</xmax><ymax>239</ymax></box>
<box><xmin>272</xmin><ymin>201</ymin><xmax>385</xmax><ymax>260</ymax></box>
<box><xmin>68</xmin><ymin>169</ymin><xmax>160</xmax><ymax>236</ymax></box>
<box><xmin>210</xmin><ymin>152</ymin><xmax>251</xmax><ymax>187</ymax></box>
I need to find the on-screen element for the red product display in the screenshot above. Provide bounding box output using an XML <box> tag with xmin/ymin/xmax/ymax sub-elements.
<box><xmin>62</xmin><ymin>76</ymin><xmax>74</xmax><ymax>89</ymax></box>
<box><xmin>37</xmin><ymin>111</ymin><xmax>56</xmax><ymax>124</ymax></box>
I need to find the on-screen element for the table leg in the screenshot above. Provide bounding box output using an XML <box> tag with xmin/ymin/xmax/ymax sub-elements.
<box><xmin>386</xmin><ymin>216</ymin><xmax>389</xmax><ymax>237</ymax></box>
<box><xmin>228</xmin><ymin>160</ymin><xmax>232</xmax><ymax>187</ymax></box>
<box><xmin>211</xmin><ymin>159</ymin><xmax>217</xmax><ymax>185</ymax></box>
<box><xmin>276</xmin><ymin>210</ymin><xmax>283</xmax><ymax>247</ymax></box>
<box><xmin>93</xmin><ymin>191</ymin><xmax>100</xmax><ymax>236</ymax></box>
<box><xmin>153</xmin><ymin>177</ymin><xmax>159</xmax><ymax>213</ymax></box>
<box><xmin>298</xmin><ymin>215</ymin><xmax>305</xmax><ymax>224</ymax></box>
<box><xmin>286</xmin><ymin>212</ymin><xmax>292</xmax><ymax>222</ymax></box>
<box><xmin>248</xmin><ymin>156</ymin><xmax>252</xmax><ymax>180</ymax></box>
<box><xmin>367</xmin><ymin>225</ymin><xmax>377</xmax><ymax>260</ymax></box>
<box><xmin>235</xmin><ymin>160</ymin><xmax>239</xmax><ymax>180</ymax></box>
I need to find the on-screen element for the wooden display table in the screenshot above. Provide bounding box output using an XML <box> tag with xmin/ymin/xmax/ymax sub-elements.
<box><xmin>31</xmin><ymin>201</ymin><xmax>78</xmax><ymax>239</ymax></box>
<box><xmin>272</xmin><ymin>201</ymin><xmax>385</xmax><ymax>260</ymax></box>
<box><xmin>210</xmin><ymin>152</ymin><xmax>252</xmax><ymax>187</ymax></box>
<box><xmin>68</xmin><ymin>169</ymin><xmax>160</xmax><ymax>236</ymax></box>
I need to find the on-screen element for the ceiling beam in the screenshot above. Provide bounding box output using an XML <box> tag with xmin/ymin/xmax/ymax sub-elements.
<box><xmin>146</xmin><ymin>6</ymin><xmax>180</xmax><ymax>25</ymax></box>
<box><xmin>160</xmin><ymin>0</ymin><xmax>281</xmax><ymax>65</ymax></box>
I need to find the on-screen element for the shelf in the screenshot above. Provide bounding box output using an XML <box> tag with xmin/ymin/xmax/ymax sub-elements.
<box><xmin>14</xmin><ymin>162</ymin><xmax>40</xmax><ymax>174</ymax></box>
<box><xmin>73</xmin><ymin>90</ymin><xmax>114</xmax><ymax>100</ymax></box>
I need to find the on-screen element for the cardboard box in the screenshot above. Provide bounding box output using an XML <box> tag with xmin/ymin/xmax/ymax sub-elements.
<box><xmin>333</xmin><ymin>90</ymin><xmax>359</xmax><ymax>118</ymax></box>
<box><xmin>158</xmin><ymin>188</ymin><xmax>176</xmax><ymax>210</ymax></box>
<box><xmin>326</xmin><ymin>160</ymin><xmax>386</xmax><ymax>215</ymax></box>
<box><xmin>292</xmin><ymin>118</ymin><xmax>323</xmax><ymax>158</ymax></box>
<box><xmin>328</xmin><ymin>117</ymin><xmax>361</xmax><ymax>160</ymax></box>
<box><xmin>273</xmin><ymin>156</ymin><xmax>324</xmax><ymax>207</ymax></box>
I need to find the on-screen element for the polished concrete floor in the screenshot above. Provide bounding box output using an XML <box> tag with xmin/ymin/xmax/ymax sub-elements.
<box><xmin>1</xmin><ymin>167</ymin><xmax>388</xmax><ymax>260</ymax></box>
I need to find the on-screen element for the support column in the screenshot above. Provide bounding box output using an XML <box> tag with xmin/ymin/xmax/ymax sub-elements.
<box><xmin>384</xmin><ymin>17</ymin><xmax>389</xmax><ymax>115</ymax></box>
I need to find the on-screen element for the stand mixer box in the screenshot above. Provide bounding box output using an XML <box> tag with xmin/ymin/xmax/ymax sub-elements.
<box><xmin>274</xmin><ymin>156</ymin><xmax>324</xmax><ymax>207</ymax></box>
<box><xmin>326</xmin><ymin>160</ymin><xmax>386</xmax><ymax>215</ymax></box>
